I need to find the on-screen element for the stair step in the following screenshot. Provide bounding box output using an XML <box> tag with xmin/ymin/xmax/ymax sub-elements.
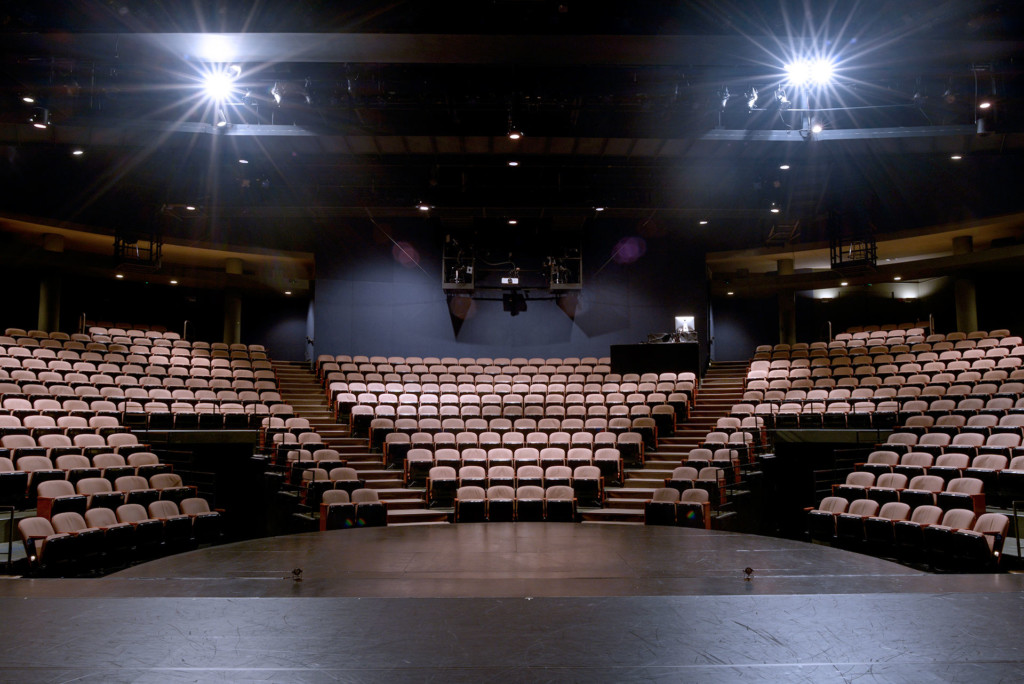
<box><xmin>387</xmin><ymin>509</ymin><xmax>451</xmax><ymax>524</ymax></box>
<box><xmin>579</xmin><ymin>508</ymin><xmax>646</xmax><ymax>523</ymax></box>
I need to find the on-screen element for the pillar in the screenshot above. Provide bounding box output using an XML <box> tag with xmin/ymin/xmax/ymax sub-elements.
<box><xmin>38</xmin><ymin>234</ymin><xmax>64</xmax><ymax>332</ymax></box>
<box><xmin>952</xmin><ymin>236</ymin><xmax>977</xmax><ymax>333</ymax></box>
<box><xmin>777</xmin><ymin>258</ymin><xmax>796</xmax><ymax>345</ymax></box>
<box><xmin>223</xmin><ymin>258</ymin><xmax>243</xmax><ymax>345</ymax></box>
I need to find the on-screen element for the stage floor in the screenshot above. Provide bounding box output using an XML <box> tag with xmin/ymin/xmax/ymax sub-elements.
<box><xmin>2</xmin><ymin>524</ymin><xmax>1023</xmax><ymax>682</ymax></box>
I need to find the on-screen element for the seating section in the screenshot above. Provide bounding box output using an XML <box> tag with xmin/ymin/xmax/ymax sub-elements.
<box><xmin>741</xmin><ymin>326</ymin><xmax>1023</xmax><ymax>431</ymax></box>
<box><xmin>18</xmin><ymin>496</ymin><xmax>224</xmax><ymax>575</ymax></box>
<box><xmin>747</xmin><ymin>325</ymin><xmax>1020</xmax><ymax>570</ymax></box>
<box><xmin>0</xmin><ymin>326</ymin><xmax>285</xmax><ymax>435</ymax></box>
<box><xmin>310</xmin><ymin>353</ymin><xmax>702</xmax><ymax>522</ymax></box>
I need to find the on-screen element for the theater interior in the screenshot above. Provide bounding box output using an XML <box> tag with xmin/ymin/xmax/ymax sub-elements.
<box><xmin>1</xmin><ymin>1</ymin><xmax>1024</xmax><ymax>680</ymax></box>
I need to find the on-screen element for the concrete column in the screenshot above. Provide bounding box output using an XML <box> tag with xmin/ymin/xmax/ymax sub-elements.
<box><xmin>223</xmin><ymin>258</ymin><xmax>244</xmax><ymax>344</ymax></box>
<box><xmin>223</xmin><ymin>292</ymin><xmax>242</xmax><ymax>345</ymax></box>
<box><xmin>38</xmin><ymin>277</ymin><xmax>61</xmax><ymax>332</ymax></box>
<box><xmin>38</xmin><ymin>234</ymin><xmax>64</xmax><ymax>332</ymax></box>
<box><xmin>951</xmin><ymin>236</ymin><xmax>978</xmax><ymax>333</ymax></box>
<box><xmin>778</xmin><ymin>291</ymin><xmax>796</xmax><ymax>346</ymax></box>
<box><xmin>777</xmin><ymin>258</ymin><xmax>796</xmax><ymax>345</ymax></box>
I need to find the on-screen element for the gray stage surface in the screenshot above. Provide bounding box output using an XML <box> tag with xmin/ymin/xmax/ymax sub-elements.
<box><xmin>2</xmin><ymin>523</ymin><xmax>1023</xmax><ymax>682</ymax></box>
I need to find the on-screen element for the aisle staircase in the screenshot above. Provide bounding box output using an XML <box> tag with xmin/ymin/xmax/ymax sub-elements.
<box><xmin>581</xmin><ymin>361</ymin><xmax>753</xmax><ymax>525</ymax></box>
<box><xmin>271</xmin><ymin>361</ymin><xmax>448</xmax><ymax>526</ymax></box>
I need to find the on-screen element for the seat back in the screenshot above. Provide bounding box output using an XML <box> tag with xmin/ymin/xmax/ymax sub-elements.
<box><xmin>877</xmin><ymin>502</ymin><xmax>911</xmax><ymax>521</ymax></box>
<box><xmin>651</xmin><ymin>487</ymin><xmax>680</xmax><ymax>502</ymax></box>
<box><xmin>907</xmin><ymin>475</ymin><xmax>944</xmax><ymax>492</ymax></box>
<box><xmin>847</xmin><ymin>499</ymin><xmax>879</xmax><ymax>516</ymax></box>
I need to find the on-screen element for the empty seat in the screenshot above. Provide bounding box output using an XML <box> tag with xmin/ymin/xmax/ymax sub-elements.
<box><xmin>454</xmin><ymin>485</ymin><xmax>487</xmax><ymax>523</ymax></box>
<box><xmin>351</xmin><ymin>488</ymin><xmax>387</xmax><ymax>527</ymax></box>
<box><xmin>808</xmin><ymin>496</ymin><xmax>848</xmax><ymax>541</ymax></box>
<box><xmin>515</xmin><ymin>485</ymin><xmax>545</xmax><ymax>521</ymax></box>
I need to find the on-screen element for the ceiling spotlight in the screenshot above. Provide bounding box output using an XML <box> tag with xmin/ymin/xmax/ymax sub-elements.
<box><xmin>508</xmin><ymin>129</ymin><xmax>523</xmax><ymax>140</ymax></box>
<box><xmin>416</xmin><ymin>203</ymin><xmax>431</xmax><ymax>212</ymax></box>
<box><xmin>508</xmin><ymin>219</ymin><xmax>518</xmax><ymax>225</ymax></box>
<box><xmin>185</xmin><ymin>205</ymin><xmax>196</xmax><ymax>211</ymax></box>
<box><xmin>29</xmin><ymin>107</ymin><xmax>50</xmax><ymax>128</ymax></box>
<box><xmin>785</xmin><ymin>58</ymin><xmax>835</xmax><ymax>87</ymax></box>
<box><xmin>979</xmin><ymin>101</ymin><xmax>992</xmax><ymax>110</ymax></box>
<box><xmin>115</xmin><ymin>274</ymin><xmax>124</xmax><ymax>279</ymax></box>
<box><xmin>779</xmin><ymin>164</ymin><xmax>790</xmax><ymax>170</ymax></box>
<box><xmin>170</xmin><ymin>280</ymin><xmax>178</xmax><ymax>285</ymax></box>
<box><xmin>699</xmin><ymin>220</ymin><xmax>708</xmax><ymax>225</ymax></box>
<box><xmin>893</xmin><ymin>276</ymin><xmax>902</xmax><ymax>281</ymax></box>
<box><xmin>507</xmin><ymin>161</ymin><xmax>519</xmax><ymax>167</ymax></box>
<box><xmin>22</xmin><ymin>96</ymin><xmax>34</xmax><ymax>104</ymax></box>
<box><xmin>840</xmin><ymin>281</ymin><xmax>849</xmax><ymax>287</ymax></box>
<box><xmin>950</xmin><ymin>155</ymin><xmax>962</xmax><ymax>161</ymax></box>
<box><xmin>238</xmin><ymin>158</ymin><xmax>249</xmax><ymax>164</ymax></box>
<box><xmin>770</xmin><ymin>203</ymin><xmax>780</xmax><ymax>214</ymax></box>
<box><xmin>203</xmin><ymin>67</ymin><xmax>239</xmax><ymax>102</ymax></box>
<box><xmin>594</xmin><ymin>207</ymin><xmax>605</xmax><ymax>212</ymax></box>
<box><xmin>284</xmin><ymin>290</ymin><xmax>292</xmax><ymax>296</ymax></box>
<box><xmin>72</xmin><ymin>149</ymin><xmax>84</xmax><ymax>156</ymax></box>
<box><xmin>810</xmin><ymin>122</ymin><xmax>824</xmax><ymax>134</ymax></box>
<box><xmin>727</xmin><ymin>291</ymin><xmax>734</xmax><ymax>296</ymax></box>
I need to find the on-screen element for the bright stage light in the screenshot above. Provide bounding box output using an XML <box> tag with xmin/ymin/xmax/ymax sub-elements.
<box><xmin>785</xmin><ymin>58</ymin><xmax>835</xmax><ymax>87</ymax></box>
<box><xmin>203</xmin><ymin>69</ymin><xmax>237</xmax><ymax>102</ymax></box>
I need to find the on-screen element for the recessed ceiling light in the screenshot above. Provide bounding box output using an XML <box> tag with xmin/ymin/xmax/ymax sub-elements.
<box><xmin>979</xmin><ymin>102</ymin><xmax>992</xmax><ymax>109</ymax></box>
<box><xmin>170</xmin><ymin>280</ymin><xmax>178</xmax><ymax>285</ymax></box>
<box><xmin>950</xmin><ymin>155</ymin><xmax>962</xmax><ymax>160</ymax></box>
<box><xmin>32</xmin><ymin>123</ymin><xmax>47</xmax><ymax>129</ymax></box>
<box><xmin>508</xmin><ymin>219</ymin><xmax>518</xmax><ymax>225</ymax></box>
<box><xmin>72</xmin><ymin>149</ymin><xmax>84</xmax><ymax>156</ymax></box>
<box><xmin>779</xmin><ymin>164</ymin><xmax>790</xmax><ymax>170</ymax></box>
<box><xmin>594</xmin><ymin>207</ymin><xmax>605</xmax><ymax>212</ymax></box>
<box><xmin>508</xmin><ymin>130</ymin><xmax>522</xmax><ymax>140</ymax></box>
<box><xmin>726</xmin><ymin>291</ymin><xmax>734</xmax><ymax>296</ymax></box>
<box><xmin>770</xmin><ymin>207</ymin><xmax>780</xmax><ymax>214</ymax></box>
<box><xmin>507</xmin><ymin>161</ymin><xmax>519</xmax><ymax>167</ymax></box>
<box><xmin>238</xmin><ymin>158</ymin><xmax>248</xmax><ymax>164</ymax></box>
<box><xmin>115</xmin><ymin>274</ymin><xmax>124</xmax><ymax>279</ymax></box>
<box><xmin>417</xmin><ymin>203</ymin><xmax>430</xmax><ymax>211</ymax></box>
<box><xmin>185</xmin><ymin>205</ymin><xmax>196</xmax><ymax>211</ymax></box>
<box><xmin>699</xmin><ymin>220</ymin><xmax>708</xmax><ymax>225</ymax></box>
<box><xmin>840</xmin><ymin>281</ymin><xmax>848</xmax><ymax>286</ymax></box>
<box><xmin>284</xmin><ymin>291</ymin><xmax>292</xmax><ymax>295</ymax></box>
<box><xmin>22</xmin><ymin>96</ymin><xmax>35</xmax><ymax>104</ymax></box>
<box><xmin>893</xmin><ymin>276</ymin><xmax>902</xmax><ymax>281</ymax></box>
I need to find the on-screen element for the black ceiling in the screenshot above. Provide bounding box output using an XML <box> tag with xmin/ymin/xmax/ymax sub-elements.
<box><xmin>1</xmin><ymin>1</ymin><xmax>1023</xmax><ymax>255</ymax></box>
